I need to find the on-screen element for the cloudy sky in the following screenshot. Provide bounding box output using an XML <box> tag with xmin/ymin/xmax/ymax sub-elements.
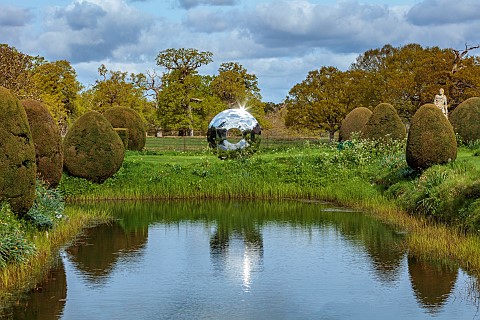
<box><xmin>1</xmin><ymin>0</ymin><xmax>479</xmax><ymax>102</ymax></box>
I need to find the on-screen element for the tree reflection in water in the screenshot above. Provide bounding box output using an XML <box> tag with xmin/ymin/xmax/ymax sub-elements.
<box><xmin>3</xmin><ymin>199</ymin><xmax>477</xmax><ymax>319</ymax></box>
<box><xmin>321</xmin><ymin>207</ymin><xmax>406</xmax><ymax>284</ymax></box>
<box><xmin>8</xmin><ymin>256</ymin><xmax>66</xmax><ymax>320</ymax></box>
<box><xmin>66</xmin><ymin>222</ymin><xmax>148</xmax><ymax>286</ymax></box>
<box><xmin>209</xmin><ymin>212</ymin><xmax>264</xmax><ymax>292</ymax></box>
<box><xmin>408</xmin><ymin>256</ymin><xmax>459</xmax><ymax>313</ymax></box>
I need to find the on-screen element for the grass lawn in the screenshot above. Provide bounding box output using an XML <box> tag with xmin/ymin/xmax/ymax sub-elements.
<box><xmin>457</xmin><ymin>148</ymin><xmax>480</xmax><ymax>170</ymax></box>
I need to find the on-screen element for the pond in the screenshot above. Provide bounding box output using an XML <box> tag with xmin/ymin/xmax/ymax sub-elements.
<box><xmin>3</xmin><ymin>200</ymin><xmax>480</xmax><ymax>319</ymax></box>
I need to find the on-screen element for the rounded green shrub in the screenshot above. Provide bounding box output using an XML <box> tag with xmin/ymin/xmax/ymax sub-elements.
<box><xmin>362</xmin><ymin>103</ymin><xmax>406</xmax><ymax>141</ymax></box>
<box><xmin>0</xmin><ymin>86</ymin><xmax>36</xmax><ymax>215</ymax></box>
<box><xmin>103</xmin><ymin>107</ymin><xmax>146</xmax><ymax>151</ymax></box>
<box><xmin>339</xmin><ymin>107</ymin><xmax>372</xmax><ymax>141</ymax></box>
<box><xmin>406</xmin><ymin>104</ymin><xmax>457</xmax><ymax>170</ymax></box>
<box><xmin>449</xmin><ymin>97</ymin><xmax>480</xmax><ymax>144</ymax></box>
<box><xmin>21</xmin><ymin>99</ymin><xmax>63</xmax><ymax>188</ymax></box>
<box><xmin>63</xmin><ymin>111</ymin><xmax>125</xmax><ymax>183</ymax></box>
<box><xmin>114</xmin><ymin>128</ymin><xmax>129</xmax><ymax>149</ymax></box>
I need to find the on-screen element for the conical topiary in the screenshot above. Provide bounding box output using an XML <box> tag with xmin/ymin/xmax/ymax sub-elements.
<box><xmin>449</xmin><ymin>97</ymin><xmax>480</xmax><ymax>144</ymax></box>
<box><xmin>0</xmin><ymin>87</ymin><xmax>36</xmax><ymax>215</ymax></box>
<box><xmin>362</xmin><ymin>103</ymin><xmax>406</xmax><ymax>141</ymax></box>
<box><xmin>103</xmin><ymin>107</ymin><xmax>146</xmax><ymax>151</ymax></box>
<box><xmin>22</xmin><ymin>99</ymin><xmax>63</xmax><ymax>188</ymax></box>
<box><xmin>63</xmin><ymin>111</ymin><xmax>125</xmax><ymax>183</ymax></box>
<box><xmin>339</xmin><ymin>107</ymin><xmax>372</xmax><ymax>141</ymax></box>
<box><xmin>406</xmin><ymin>104</ymin><xmax>457</xmax><ymax>170</ymax></box>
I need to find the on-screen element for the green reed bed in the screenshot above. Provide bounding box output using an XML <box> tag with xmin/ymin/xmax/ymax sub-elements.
<box><xmin>59</xmin><ymin>147</ymin><xmax>343</xmax><ymax>201</ymax></box>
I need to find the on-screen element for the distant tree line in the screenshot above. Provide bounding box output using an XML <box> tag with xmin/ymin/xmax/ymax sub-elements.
<box><xmin>2</xmin><ymin>43</ymin><xmax>479</xmax><ymax>139</ymax></box>
<box><xmin>0</xmin><ymin>44</ymin><xmax>264</xmax><ymax>136</ymax></box>
<box><xmin>285</xmin><ymin>43</ymin><xmax>480</xmax><ymax>141</ymax></box>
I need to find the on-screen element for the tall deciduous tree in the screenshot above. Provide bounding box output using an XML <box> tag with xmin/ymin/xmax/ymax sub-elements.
<box><xmin>78</xmin><ymin>65</ymin><xmax>155</xmax><ymax>132</ymax></box>
<box><xmin>210</xmin><ymin>62</ymin><xmax>266</xmax><ymax>128</ymax></box>
<box><xmin>32</xmin><ymin>60</ymin><xmax>82</xmax><ymax>131</ymax></box>
<box><xmin>157</xmin><ymin>72</ymin><xmax>224</xmax><ymax>135</ymax></box>
<box><xmin>155</xmin><ymin>48</ymin><xmax>214</xmax><ymax>135</ymax></box>
<box><xmin>211</xmin><ymin>62</ymin><xmax>260</xmax><ymax>106</ymax></box>
<box><xmin>156</xmin><ymin>48</ymin><xmax>213</xmax><ymax>81</ymax></box>
<box><xmin>0</xmin><ymin>44</ymin><xmax>41</xmax><ymax>99</ymax></box>
<box><xmin>448</xmin><ymin>45</ymin><xmax>480</xmax><ymax>107</ymax></box>
<box><xmin>285</xmin><ymin>66</ymin><xmax>352</xmax><ymax>142</ymax></box>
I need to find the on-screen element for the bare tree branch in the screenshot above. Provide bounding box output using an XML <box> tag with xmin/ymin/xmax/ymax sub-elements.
<box><xmin>143</xmin><ymin>69</ymin><xmax>163</xmax><ymax>102</ymax></box>
<box><xmin>451</xmin><ymin>44</ymin><xmax>480</xmax><ymax>74</ymax></box>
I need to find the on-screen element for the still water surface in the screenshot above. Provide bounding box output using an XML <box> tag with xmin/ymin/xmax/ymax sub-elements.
<box><xmin>5</xmin><ymin>200</ymin><xmax>480</xmax><ymax>319</ymax></box>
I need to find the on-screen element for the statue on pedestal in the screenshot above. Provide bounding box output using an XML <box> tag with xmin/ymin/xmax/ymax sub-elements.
<box><xmin>434</xmin><ymin>88</ymin><xmax>448</xmax><ymax>118</ymax></box>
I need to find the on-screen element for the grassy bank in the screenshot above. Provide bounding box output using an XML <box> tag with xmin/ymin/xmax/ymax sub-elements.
<box><xmin>0</xmin><ymin>205</ymin><xmax>110</xmax><ymax>308</ymax></box>
<box><xmin>57</xmin><ymin>137</ymin><xmax>480</xmax><ymax>275</ymax></box>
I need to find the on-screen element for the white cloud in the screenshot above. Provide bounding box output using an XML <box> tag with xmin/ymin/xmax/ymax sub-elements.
<box><xmin>55</xmin><ymin>2</ymin><xmax>106</xmax><ymax>30</ymax></box>
<box><xmin>33</xmin><ymin>0</ymin><xmax>154</xmax><ymax>63</ymax></box>
<box><xmin>178</xmin><ymin>0</ymin><xmax>237</xmax><ymax>10</ymax></box>
<box><xmin>406</xmin><ymin>0</ymin><xmax>480</xmax><ymax>26</ymax></box>
<box><xmin>3</xmin><ymin>0</ymin><xmax>480</xmax><ymax>102</ymax></box>
<box><xmin>0</xmin><ymin>5</ymin><xmax>34</xmax><ymax>46</ymax></box>
<box><xmin>245</xmin><ymin>1</ymin><xmax>408</xmax><ymax>54</ymax></box>
<box><xmin>0</xmin><ymin>5</ymin><xmax>32</xmax><ymax>27</ymax></box>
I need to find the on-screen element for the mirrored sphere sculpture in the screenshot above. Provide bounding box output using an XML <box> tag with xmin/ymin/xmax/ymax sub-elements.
<box><xmin>207</xmin><ymin>108</ymin><xmax>261</xmax><ymax>159</ymax></box>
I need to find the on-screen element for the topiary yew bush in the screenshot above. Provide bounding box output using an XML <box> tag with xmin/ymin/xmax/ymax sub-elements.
<box><xmin>362</xmin><ymin>103</ymin><xmax>406</xmax><ymax>141</ymax></box>
<box><xmin>0</xmin><ymin>87</ymin><xmax>36</xmax><ymax>215</ymax></box>
<box><xmin>339</xmin><ymin>107</ymin><xmax>372</xmax><ymax>141</ymax></box>
<box><xmin>103</xmin><ymin>107</ymin><xmax>146</xmax><ymax>151</ymax></box>
<box><xmin>406</xmin><ymin>104</ymin><xmax>457</xmax><ymax>170</ymax></box>
<box><xmin>114</xmin><ymin>128</ymin><xmax>129</xmax><ymax>149</ymax></box>
<box><xmin>449</xmin><ymin>97</ymin><xmax>480</xmax><ymax>144</ymax></box>
<box><xmin>63</xmin><ymin>111</ymin><xmax>125</xmax><ymax>183</ymax></box>
<box><xmin>22</xmin><ymin>99</ymin><xmax>63</xmax><ymax>188</ymax></box>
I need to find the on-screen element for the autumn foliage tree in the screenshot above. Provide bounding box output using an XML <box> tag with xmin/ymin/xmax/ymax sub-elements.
<box><xmin>1</xmin><ymin>45</ymin><xmax>85</xmax><ymax>132</ymax></box>
<box><xmin>286</xmin><ymin>43</ymin><xmax>480</xmax><ymax>139</ymax></box>
<box><xmin>350</xmin><ymin>44</ymin><xmax>480</xmax><ymax>120</ymax></box>
<box><xmin>0</xmin><ymin>44</ymin><xmax>40</xmax><ymax>100</ymax></box>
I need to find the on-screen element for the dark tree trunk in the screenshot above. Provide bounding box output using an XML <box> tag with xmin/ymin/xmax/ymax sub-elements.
<box><xmin>329</xmin><ymin>130</ymin><xmax>335</xmax><ymax>143</ymax></box>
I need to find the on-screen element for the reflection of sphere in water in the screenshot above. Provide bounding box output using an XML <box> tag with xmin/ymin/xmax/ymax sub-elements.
<box><xmin>207</xmin><ymin>108</ymin><xmax>261</xmax><ymax>159</ymax></box>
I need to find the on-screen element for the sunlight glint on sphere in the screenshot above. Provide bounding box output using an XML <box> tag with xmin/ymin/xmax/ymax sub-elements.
<box><xmin>207</xmin><ymin>107</ymin><xmax>261</xmax><ymax>159</ymax></box>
